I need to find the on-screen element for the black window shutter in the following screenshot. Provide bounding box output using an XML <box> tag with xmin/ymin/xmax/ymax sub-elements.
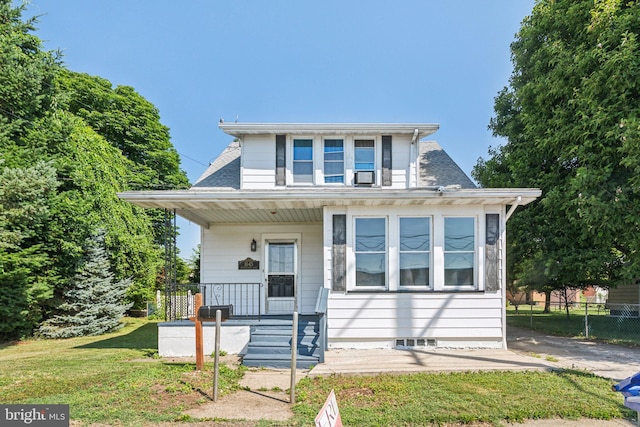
<box><xmin>485</xmin><ymin>214</ymin><xmax>500</xmax><ymax>292</ymax></box>
<box><xmin>276</xmin><ymin>135</ymin><xmax>286</xmax><ymax>186</ymax></box>
<box><xmin>332</xmin><ymin>215</ymin><xmax>346</xmax><ymax>292</ymax></box>
<box><xmin>382</xmin><ymin>135</ymin><xmax>392</xmax><ymax>186</ymax></box>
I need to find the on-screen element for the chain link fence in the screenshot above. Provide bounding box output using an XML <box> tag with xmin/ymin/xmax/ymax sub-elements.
<box><xmin>587</xmin><ymin>303</ymin><xmax>640</xmax><ymax>343</ymax></box>
<box><xmin>509</xmin><ymin>302</ymin><xmax>640</xmax><ymax>346</ymax></box>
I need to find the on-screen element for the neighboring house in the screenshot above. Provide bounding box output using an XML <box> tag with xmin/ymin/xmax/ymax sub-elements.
<box><xmin>120</xmin><ymin>122</ymin><xmax>540</xmax><ymax>361</ymax></box>
<box><xmin>607</xmin><ymin>283</ymin><xmax>640</xmax><ymax>317</ymax></box>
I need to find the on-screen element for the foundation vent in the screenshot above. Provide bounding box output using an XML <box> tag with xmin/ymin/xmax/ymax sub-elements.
<box><xmin>395</xmin><ymin>338</ymin><xmax>436</xmax><ymax>348</ymax></box>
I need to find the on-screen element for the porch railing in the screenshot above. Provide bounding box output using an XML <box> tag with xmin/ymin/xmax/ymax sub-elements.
<box><xmin>199</xmin><ymin>283</ymin><xmax>263</xmax><ymax>320</ymax></box>
<box><xmin>162</xmin><ymin>283</ymin><xmax>263</xmax><ymax>321</ymax></box>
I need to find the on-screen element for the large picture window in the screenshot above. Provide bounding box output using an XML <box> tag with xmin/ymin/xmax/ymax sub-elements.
<box><xmin>399</xmin><ymin>217</ymin><xmax>430</xmax><ymax>287</ymax></box>
<box><xmin>355</xmin><ymin>218</ymin><xmax>386</xmax><ymax>287</ymax></box>
<box><xmin>324</xmin><ymin>139</ymin><xmax>344</xmax><ymax>183</ymax></box>
<box><xmin>444</xmin><ymin>217</ymin><xmax>475</xmax><ymax>287</ymax></box>
<box><xmin>293</xmin><ymin>139</ymin><xmax>313</xmax><ymax>183</ymax></box>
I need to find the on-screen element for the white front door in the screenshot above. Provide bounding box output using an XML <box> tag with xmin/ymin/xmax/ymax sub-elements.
<box><xmin>265</xmin><ymin>240</ymin><xmax>297</xmax><ymax>314</ymax></box>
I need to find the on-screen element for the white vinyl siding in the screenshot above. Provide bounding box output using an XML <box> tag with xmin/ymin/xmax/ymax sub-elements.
<box><xmin>240</xmin><ymin>135</ymin><xmax>277</xmax><ymax>190</ymax></box>
<box><xmin>327</xmin><ymin>292</ymin><xmax>503</xmax><ymax>347</ymax></box>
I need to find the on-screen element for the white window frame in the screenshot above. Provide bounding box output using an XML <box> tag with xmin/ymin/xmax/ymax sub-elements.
<box><xmin>442</xmin><ymin>216</ymin><xmax>477</xmax><ymax>290</ymax></box>
<box><xmin>351</xmin><ymin>216</ymin><xmax>388</xmax><ymax>290</ymax></box>
<box><xmin>290</xmin><ymin>136</ymin><xmax>315</xmax><ymax>185</ymax></box>
<box><xmin>322</xmin><ymin>137</ymin><xmax>345</xmax><ymax>185</ymax></box>
<box><xmin>352</xmin><ymin>137</ymin><xmax>378</xmax><ymax>186</ymax></box>
<box><xmin>398</xmin><ymin>216</ymin><xmax>432</xmax><ymax>290</ymax></box>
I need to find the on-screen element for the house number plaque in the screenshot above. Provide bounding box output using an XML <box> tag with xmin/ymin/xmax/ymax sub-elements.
<box><xmin>238</xmin><ymin>257</ymin><xmax>259</xmax><ymax>270</ymax></box>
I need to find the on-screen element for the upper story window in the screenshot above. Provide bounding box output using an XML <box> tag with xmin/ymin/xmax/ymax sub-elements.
<box><xmin>444</xmin><ymin>217</ymin><xmax>475</xmax><ymax>287</ymax></box>
<box><xmin>399</xmin><ymin>217</ymin><xmax>431</xmax><ymax>287</ymax></box>
<box><xmin>355</xmin><ymin>217</ymin><xmax>386</xmax><ymax>288</ymax></box>
<box><xmin>354</xmin><ymin>140</ymin><xmax>375</xmax><ymax>172</ymax></box>
<box><xmin>323</xmin><ymin>139</ymin><xmax>344</xmax><ymax>184</ymax></box>
<box><xmin>293</xmin><ymin>139</ymin><xmax>313</xmax><ymax>183</ymax></box>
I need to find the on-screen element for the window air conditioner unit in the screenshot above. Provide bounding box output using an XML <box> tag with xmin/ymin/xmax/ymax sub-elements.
<box><xmin>355</xmin><ymin>170</ymin><xmax>375</xmax><ymax>185</ymax></box>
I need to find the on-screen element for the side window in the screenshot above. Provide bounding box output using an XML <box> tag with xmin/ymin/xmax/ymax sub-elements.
<box><xmin>323</xmin><ymin>139</ymin><xmax>344</xmax><ymax>184</ymax></box>
<box><xmin>444</xmin><ymin>217</ymin><xmax>475</xmax><ymax>287</ymax></box>
<box><xmin>354</xmin><ymin>217</ymin><xmax>386</xmax><ymax>287</ymax></box>
<box><xmin>293</xmin><ymin>139</ymin><xmax>313</xmax><ymax>183</ymax></box>
<box><xmin>399</xmin><ymin>217</ymin><xmax>431</xmax><ymax>287</ymax></box>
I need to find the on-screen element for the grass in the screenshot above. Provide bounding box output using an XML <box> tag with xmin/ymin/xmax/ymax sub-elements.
<box><xmin>0</xmin><ymin>317</ymin><xmax>634</xmax><ymax>426</ymax></box>
<box><xmin>0</xmin><ymin>318</ymin><xmax>246</xmax><ymax>426</ymax></box>
<box><xmin>507</xmin><ymin>305</ymin><xmax>640</xmax><ymax>347</ymax></box>
<box><xmin>293</xmin><ymin>371</ymin><xmax>632</xmax><ymax>427</ymax></box>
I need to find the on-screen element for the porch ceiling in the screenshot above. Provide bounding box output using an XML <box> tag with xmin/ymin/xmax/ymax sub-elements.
<box><xmin>118</xmin><ymin>188</ymin><xmax>541</xmax><ymax>228</ymax></box>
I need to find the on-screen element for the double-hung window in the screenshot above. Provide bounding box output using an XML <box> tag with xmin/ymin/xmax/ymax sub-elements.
<box><xmin>444</xmin><ymin>217</ymin><xmax>475</xmax><ymax>287</ymax></box>
<box><xmin>323</xmin><ymin>139</ymin><xmax>344</xmax><ymax>184</ymax></box>
<box><xmin>293</xmin><ymin>139</ymin><xmax>313</xmax><ymax>183</ymax></box>
<box><xmin>354</xmin><ymin>139</ymin><xmax>375</xmax><ymax>172</ymax></box>
<box><xmin>355</xmin><ymin>217</ymin><xmax>386</xmax><ymax>287</ymax></box>
<box><xmin>399</xmin><ymin>217</ymin><xmax>431</xmax><ymax>287</ymax></box>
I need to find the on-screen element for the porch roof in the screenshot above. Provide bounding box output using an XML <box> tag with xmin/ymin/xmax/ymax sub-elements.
<box><xmin>118</xmin><ymin>187</ymin><xmax>541</xmax><ymax>228</ymax></box>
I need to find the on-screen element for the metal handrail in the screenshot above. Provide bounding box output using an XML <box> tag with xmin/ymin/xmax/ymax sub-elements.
<box><xmin>199</xmin><ymin>283</ymin><xmax>263</xmax><ymax>320</ymax></box>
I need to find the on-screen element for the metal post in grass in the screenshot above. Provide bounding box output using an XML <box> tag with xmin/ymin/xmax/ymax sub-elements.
<box><xmin>290</xmin><ymin>311</ymin><xmax>298</xmax><ymax>405</ymax></box>
<box><xmin>213</xmin><ymin>309</ymin><xmax>221</xmax><ymax>402</ymax></box>
<box><xmin>530</xmin><ymin>302</ymin><xmax>533</xmax><ymax>328</ymax></box>
<box><xmin>584</xmin><ymin>302</ymin><xmax>589</xmax><ymax>338</ymax></box>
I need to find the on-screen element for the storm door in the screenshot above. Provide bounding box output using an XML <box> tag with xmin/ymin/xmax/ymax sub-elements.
<box><xmin>265</xmin><ymin>241</ymin><xmax>297</xmax><ymax>314</ymax></box>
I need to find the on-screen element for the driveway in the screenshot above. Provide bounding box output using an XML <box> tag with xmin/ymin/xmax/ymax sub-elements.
<box><xmin>507</xmin><ymin>326</ymin><xmax>640</xmax><ymax>382</ymax></box>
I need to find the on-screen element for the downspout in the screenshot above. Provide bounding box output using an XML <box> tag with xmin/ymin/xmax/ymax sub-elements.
<box><xmin>501</xmin><ymin>195</ymin><xmax>522</xmax><ymax>349</ymax></box>
<box><xmin>410</xmin><ymin>128</ymin><xmax>419</xmax><ymax>187</ymax></box>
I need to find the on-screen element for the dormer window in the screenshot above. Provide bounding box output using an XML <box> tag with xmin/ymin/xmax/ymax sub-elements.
<box><xmin>354</xmin><ymin>140</ymin><xmax>375</xmax><ymax>172</ymax></box>
<box><xmin>293</xmin><ymin>138</ymin><xmax>313</xmax><ymax>183</ymax></box>
<box><xmin>323</xmin><ymin>139</ymin><xmax>344</xmax><ymax>184</ymax></box>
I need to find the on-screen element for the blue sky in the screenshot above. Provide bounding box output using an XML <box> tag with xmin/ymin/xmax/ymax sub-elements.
<box><xmin>25</xmin><ymin>0</ymin><xmax>535</xmax><ymax>257</ymax></box>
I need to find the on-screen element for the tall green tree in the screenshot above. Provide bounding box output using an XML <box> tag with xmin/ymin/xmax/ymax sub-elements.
<box><xmin>0</xmin><ymin>1</ymin><xmax>187</xmax><ymax>338</ymax></box>
<box><xmin>473</xmin><ymin>0</ymin><xmax>640</xmax><ymax>310</ymax></box>
<box><xmin>0</xmin><ymin>162</ymin><xmax>59</xmax><ymax>340</ymax></box>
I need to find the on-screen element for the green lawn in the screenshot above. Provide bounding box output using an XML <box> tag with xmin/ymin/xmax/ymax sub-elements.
<box><xmin>293</xmin><ymin>370</ymin><xmax>631</xmax><ymax>427</ymax></box>
<box><xmin>0</xmin><ymin>318</ymin><xmax>245</xmax><ymax>425</ymax></box>
<box><xmin>507</xmin><ymin>304</ymin><xmax>640</xmax><ymax>347</ymax></box>
<box><xmin>0</xmin><ymin>318</ymin><xmax>633</xmax><ymax>426</ymax></box>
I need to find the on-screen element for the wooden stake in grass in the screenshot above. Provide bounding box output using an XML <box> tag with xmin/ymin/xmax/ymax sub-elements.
<box><xmin>193</xmin><ymin>294</ymin><xmax>204</xmax><ymax>371</ymax></box>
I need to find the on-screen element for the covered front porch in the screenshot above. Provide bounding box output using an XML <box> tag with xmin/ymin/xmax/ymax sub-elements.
<box><xmin>158</xmin><ymin>284</ymin><xmax>328</xmax><ymax>368</ymax></box>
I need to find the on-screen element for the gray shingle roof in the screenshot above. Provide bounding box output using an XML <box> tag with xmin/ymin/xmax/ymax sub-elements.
<box><xmin>192</xmin><ymin>141</ymin><xmax>241</xmax><ymax>189</ymax></box>
<box><xmin>418</xmin><ymin>141</ymin><xmax>477</xmax><ymax>189</ymax></box>
<box><xmin>191</xmin><ymin>139</ymin><xmax>476</xmax><ymax>190</ymax></box>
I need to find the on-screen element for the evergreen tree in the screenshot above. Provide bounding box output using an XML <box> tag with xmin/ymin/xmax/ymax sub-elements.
<box><xmin>39</xmin><ymin>230</ymin><xmax>132</xmax><ymax>338</ymax></box>
<box><xmin>0</xmin><ymin>161</ymin><xmax>59</xmax><ymax>341</ymax></box>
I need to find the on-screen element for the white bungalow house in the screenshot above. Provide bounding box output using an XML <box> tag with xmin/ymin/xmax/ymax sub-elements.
<box><xmin>119</xmin><ymin>122</ymin><xmax>540</xmax><ymax>367</ymax></box>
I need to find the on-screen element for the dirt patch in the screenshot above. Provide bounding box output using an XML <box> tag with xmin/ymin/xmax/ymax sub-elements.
<box><xmin>184</xmin><ymin>389</ymin><xmax>293</xmax><ymax>422</ymax></box>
